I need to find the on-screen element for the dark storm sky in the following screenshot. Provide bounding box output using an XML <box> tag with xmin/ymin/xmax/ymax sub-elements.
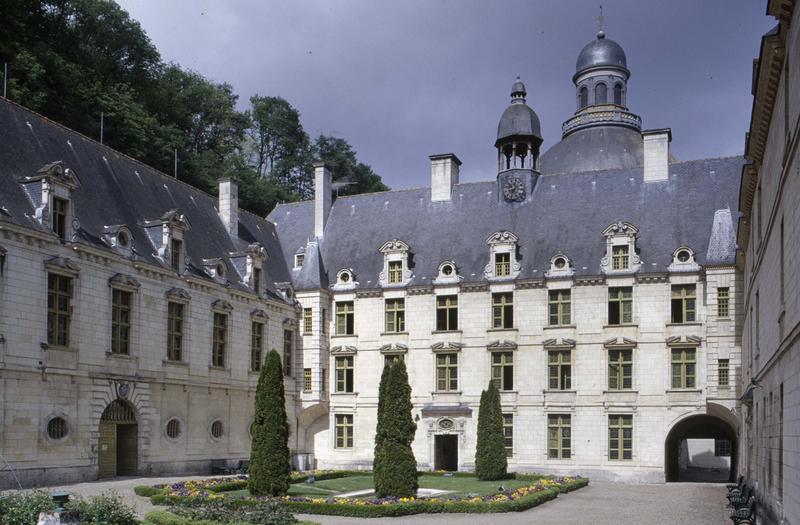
<box><xmin>116</xmin><ymin>0</ymin><xmax>774</xmax><ymax>189</ymax></box>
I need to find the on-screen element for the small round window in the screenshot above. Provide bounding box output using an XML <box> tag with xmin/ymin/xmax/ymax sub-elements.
<box><xmin>166</xmin><ymin>418</ymin><xmax>181</xmax><ymax>439</ymax></box>
<box><xmin>117</xmin><ymin>231</ymin><xmax>129</xmax><ymax>247</ymax></box>
<box><xmin>47</xmin><ymin>417</ymin><xmax>68</xmax><ymax>440</ymax></box>
<box><xmin>554</xmin><ymin>257</ymin><xmax>566</xmax><ymax>269</ymax></box>
<box><xmin>442</xmin><ymin>264</ymin><xmax>453</xmax><ymax>276</ymax></box>
<box><xmin>340</xmin><ymin>272</ymin><xmax>350</xmax><ymax>283</ymax></box>
<box><xmin>677</xmin><ymin>250</ymin><xmax>691</xmax><ymax>262</ymax></box>
<box><xmin>211</xmin><ymin>420</ymin><xmax>224</xmax><ymax>439</ymax></box>
<box><xmin>216</xmin><ymin>263</ymin><xmax>225</xmax><ymax>277</ymax></box>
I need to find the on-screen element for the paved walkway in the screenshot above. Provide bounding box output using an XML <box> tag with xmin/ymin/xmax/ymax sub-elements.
<box><xmin>25</xmin><ymin>477</ymin><xmax>731</xmax><ymax>525</ymax></box>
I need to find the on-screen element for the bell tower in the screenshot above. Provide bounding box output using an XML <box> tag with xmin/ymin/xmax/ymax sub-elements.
<box><xmin>495</xmin><ymin>78</ymin><xmax>543</xmax><ymax>203</ymax></box>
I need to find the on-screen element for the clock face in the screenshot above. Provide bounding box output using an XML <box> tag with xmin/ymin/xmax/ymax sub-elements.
<box><xmin>503</xmin><ymin>177</ymin><xmax>526</xmax><ymax>202</ymax></box>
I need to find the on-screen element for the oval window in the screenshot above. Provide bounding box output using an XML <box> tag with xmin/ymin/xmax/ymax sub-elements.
<box><xmin>340</xmin><ymin>272</ymin><xmax>350</xmax><ymax>283</ymax></box>
<box><xmin>677</xmin><ymin>250</ymin><xmax>691</xmax><ymax>262</ymax></box>
<box><xmin>554</xmin><ymin>257</ymin><xmax>566</xmax><ymax>269</ymax></box>
<box><xmin>117</xmin><ymin>231</ymin><xmax>129</xmax><ymax>247</ymax></box>
<box><xmin>47</xmin><ymin>417</ymin><xmax>68</xmax><ymax>440</ymax></box>
<box><xmin>211</xmin><ymin>420</ymin><xmax>224</xmax><ymax>439</ymax></box>
<box><xmin>166</xmin><ymin>418</ymin><xmax>181</xmax><ymax>439</ymax></box>
<box><xmin>442</xmin><ymin>265</ymin><xmax>453</xmax><ymax>276</ymax></box>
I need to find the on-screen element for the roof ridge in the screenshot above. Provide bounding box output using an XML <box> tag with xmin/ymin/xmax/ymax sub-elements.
<box><xmin>1</xmin><ymin>96</ymin><xmax>277</xmax><ymax>231</ymax></box>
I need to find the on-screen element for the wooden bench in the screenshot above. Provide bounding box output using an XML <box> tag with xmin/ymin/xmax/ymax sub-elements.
<box><xmin>727</xmin><ymin>485</ymin><xmax>752</xmax><ymax>508</ymax></box>
<box><xmin>210</xmin><ymin>459</ymin><xmax>231</xmax><ymax>475</ymax></box>
<box><xmin>726</xmin><ymin>475</ymin><xmax>744</xmax><ymax>493</ymax></box>
<box><xmin>730</xmin><ymin>496</ymin><xmax>755</xmax><ymax>525</ymax></box>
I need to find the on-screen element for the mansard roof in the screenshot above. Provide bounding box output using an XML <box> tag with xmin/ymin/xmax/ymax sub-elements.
<box><xmin>0</xmin><ymin>98</ymin><xmax>291</xmax><ymax>300</ymax></box>
<box><xmin>270</xmin><ymin>156</ymin><xmax>743</xmax><ymax>290</ymax></box>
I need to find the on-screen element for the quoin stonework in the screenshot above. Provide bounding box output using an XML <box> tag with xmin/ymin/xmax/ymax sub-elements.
<box><xmin>1</xmin><ymin>15</ymin><xmax>789</xmax><ymax>499</ymax></box>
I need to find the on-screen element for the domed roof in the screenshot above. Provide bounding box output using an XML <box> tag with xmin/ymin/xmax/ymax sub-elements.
<box><xmin>575</xmin><ymin>31</ymin><xmax>629</xmax><ymax>80</ymax></box>
<box><xmin>496</xmin><ymin>79</ymin><xmax>542</xmax><ymax>145</ymax></box>
<box><xmin>540</xmin><ymin>125</ymin><xmax>643</xmax><ymax>175</ymax></box>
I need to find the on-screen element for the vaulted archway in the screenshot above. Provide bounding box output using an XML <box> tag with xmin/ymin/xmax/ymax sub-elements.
<box><xmin>665</xmin><ymin>411</ymin><xmax>737</xmax><ymax>483</ymax></box>
<box><xmin>98</xmin><ymin>399</ymin><xmax>138</xmax><ymax>478</ymax></box>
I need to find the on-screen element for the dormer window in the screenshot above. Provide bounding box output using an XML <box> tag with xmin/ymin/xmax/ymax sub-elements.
<box><xmin>601</xmin><ymin>222</ymin><xmax>641</xmax><ymax>274</ymax></box>
<box><xmin>117</xmin><ymin>230</ymin><xmax>130</xmax><ymax>248</ymax></box>
<box><xmin>216</xmin><ymin>262</ymin><xmax>226</xmax><ymax>279</ymax></box>
<box><xmin>145</xmin><ymin>209</ymin><xmax>189</xmax><ymax>274</ymax></box>
<box><xmin>294</xmin><ymin>253</ymin><xmax>304</xmax><ymax>269</ymax></box>
<box><xmin>253</xmin><ymin>267</ymin><xmax>261</xmax><ymax>294</ymax></box>
<box><xmin>52</xmin><ymin>197</ymin><xmax>68</xmax><ymax>240</ymax></box>
<box><xmin>484</xmin><ymin>231</ymin><xmax>520</xmax><ymax>280</ymax></box>
<box><xmin>170</xmin><ymin>238</ymin><xmax>183</xmax><ymax>272</ymax></box>
<box><xmin>668</xmin><ymin>246</ymin><xmax>700</xmax><ymax>273</ymax></box>
<box><xmin>545</xmin><ymin>252</ymin><xmax>575</xmax><ymax>279</ymax></box>
<box><xmin>333</xmin><ymin>268</ymin><xmax>358</xmax><ymax>291</ymax></box>
<box><xmin>102</xmin><ymin>225</ymin><xmax>134</xmax><ymax>258</ymax></box>
<box><xmin>434</xmin><ymin>261</ymin><xmax>462</xmax><ymax>285</ymax></box>
<box><xmin>379</xmin><ymin>239</ymin><xmax>412</xmax><ymax>287</ymax></box>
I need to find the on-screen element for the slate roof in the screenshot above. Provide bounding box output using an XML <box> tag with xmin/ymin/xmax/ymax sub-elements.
<box><xmin>270</xmin><ymin>156</ymin><xmax>743</xmax><ymax>291</ymax></box>
<box><xmin>0</xmin><ymin>98</ymin><xmax>291</xmax><ymax>300</ymax></box>
<box><xmin>540</xmin><ymin>126</ymin><xmax>644</xmax><ymax>174</ymax></box>
<box><xmin>575</xmin><ymin>31</ymin><xmax>629</xmax><ymax>79</ymax></box>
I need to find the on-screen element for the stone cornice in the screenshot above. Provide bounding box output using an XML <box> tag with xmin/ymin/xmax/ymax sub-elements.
<box><xmin>407</xmin><ymin>285</ymin><xmax>432</xmax><ymax>296</ymax></box>
<box><xmin>515</xmin><ymin>279</ymin><xmax>545</xmax><ymax>290</ymax></box>
<box><xmin>460</xmin><ymin>282</ymin><xmax>489</xmax><ymax>293</ymax></box>
<box><xmin>635</xmin><ymin>272</ymin><xmax>669</xmax><ymax>284</ymax></box>
<box><xmin>355</xmin><ymin>288</ymin><xmax>382</xmax><ymax>299</ymax></box>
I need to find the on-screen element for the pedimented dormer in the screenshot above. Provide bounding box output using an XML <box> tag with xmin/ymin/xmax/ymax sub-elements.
<box><xmin>143</xmin><ymin>209</ymin><xmax>190</xmax><ymax>274</ymax></box>
<box><xmin>230</xmin><ymin>243</ymin><xmax>267</xmax><ymax>296</ymax></box>
<box><xmin>600</xmin><ymin>221</ymin><xmax>641</xmax><ymax>274</ymax></box>
<box><xmin>484</xmin><ymin>230</ymin><xmax>521</xmax><ymax>280</ymax></box>
<box><xmin>20</xmin><ymin>161</ymin><xmax>80</xmax><ymax>241</ymax></box>
<box><xmin>379</xmin><ymin>239</ymin><xmax>413</xmax><ymax>287</ymax></box>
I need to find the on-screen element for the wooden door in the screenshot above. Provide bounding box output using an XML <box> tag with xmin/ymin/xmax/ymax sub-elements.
<box><xmin>116</xmin><ymin>424</ymin><xmax>138</xmax><ymax>476</ymax></box>
<box><xmin>98</xmin><ymin>421</ymin><xmax>117</xmax><ymax>478</ymax></box>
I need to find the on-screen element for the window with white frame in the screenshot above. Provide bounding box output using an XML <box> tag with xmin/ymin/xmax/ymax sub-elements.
<box><xmin>484</xmin><ymin>231</ymin><xmax>521</xmax><ymax>279</ymax></box>
<box><xmin>379</xmin><ymin>239</ymin><xmax>412</xmax><ymax>286</ymax></box>
<box><xmin>600</xmin><ymin>222</ymin><xmax>640</xmax><ymax>274</ymax></box>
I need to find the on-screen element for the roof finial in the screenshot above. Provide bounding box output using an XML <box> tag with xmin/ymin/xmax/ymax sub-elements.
<box><xmin>596</xmin><ymin>4</ymin><xmax>605</xmax><ymax>38</ymax></box>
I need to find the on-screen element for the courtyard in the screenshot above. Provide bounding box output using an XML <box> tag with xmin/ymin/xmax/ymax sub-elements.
<box><xmin>41</xmin><ymin>476</ymin><xmax>730</xmax><ymax>525</ymax></box>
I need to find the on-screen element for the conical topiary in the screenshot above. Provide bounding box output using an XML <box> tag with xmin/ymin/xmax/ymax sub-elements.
<box><xmin>248</xmin><ymin>349</ymin><xmax>291</xmax><ymax>495</ymax></box>
<box><xmin>474</xmin><ymin>381</ymin><xmax>507</xmax><ymax>480</ymax></box>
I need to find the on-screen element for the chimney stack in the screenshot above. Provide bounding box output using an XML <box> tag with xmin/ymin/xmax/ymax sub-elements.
<box><xmin>430</xmin><ymin>153</ymin><xmax>461</xmax><ymax>202</ymax></box>
<box><xmin>314</xmin><ymin>163</ymin><xmax>332</xmax><ymax>238</ymax></box>
<box><xmin>642</xmin><ymin>129</ymin><xmax>671</xmax><ymax>182</ymax></box>
<box><xmin>218</xmin><ymin>177</ymin><xmax>238</xmax><ymax>236</ymax></box>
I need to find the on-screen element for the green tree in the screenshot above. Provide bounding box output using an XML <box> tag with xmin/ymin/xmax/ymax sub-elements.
<box><xmin>373</xmin><ymin>359</ymin><xmax>417</xmax><ymax>498</ymax></box>
<box><xmin>314</xmin><ymin>135</ymin><xmax>389</xmax><ymax>196</ymax></box>
<box><xmin>248</xmin><ymin>349</ymin><xmax>291</xmax><ymax>496</ymax></box>
<box><xmin>474</xmin><ymin>381</ymin><xmax>507</xmax><ymax>481</ymax></box>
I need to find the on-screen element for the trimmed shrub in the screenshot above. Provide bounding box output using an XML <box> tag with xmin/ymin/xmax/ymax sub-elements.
<box><xmin>143</xmin><ymin>510</ymin><xmax>219</xmax><ymax>525</ymax></box>
<box><xmin>474</xmin><ymin>381</ymin><xmax>507</xmax><ymax>480</ymax></box>
<box><xmin>373</xmin><ymin>359</ymin><xmax>417</xmax><ymax>498</ymax></box>
<box><xmin>172</xmin><ymin>500</ymin><xmax>297</xmax><ymax>525</ymax></box>
<box><xmin>248</xmin><ymin>349</ymin><xmax>291</xmax><ymax>496</ymax></box>
<box><xmin>67</xmin><ymin>492</ymin><xmax>138</xmax><ymax>525</ymax></box>
<box><xmin>135</xmin><ymin>485</ymin><xmax>162</xmax><ymax>497</ymax></box>
<box><xmin>0</xmin><ymin>491</ymin><xmax>55</xmax><ymax>525</ymax></box>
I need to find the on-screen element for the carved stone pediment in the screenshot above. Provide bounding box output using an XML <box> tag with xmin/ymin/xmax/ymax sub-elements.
<box><xmin>166</xmin><ymin>287</ymin><xmax>191</xmax><ymax>302</ymax></box>
<box><xmin>665</xmin><ymin>335</ymin><xmax>702</xmax><ymax>347</ymax></box>
<box><xmin>487</xmin><ymin>340</ymin><xmax>517</xmax><ymax>350</ymax></box>
<box><xmin>211</xmin><ymin>299</ymin><xmax>234</xmax><ymax>313</ymax></box>
<box><xmin>604</xmin><ymin>337</ymin><xmax>637</xmax><ymax>349</ymax></box>
<box><xmin>109</xmin><ymin>273</ymin><xmax>141</xmax><ymax>290</ymax></box>
<box><xmin>250</xmin><ymin>309</ymin><xmax>269</xmax><ymax>322</ymax></box>
<box><xmin>380</xmin><ymin>343</ymin><xmax>408</xmax><ymax>355</ymax></box>
<box><xmin>331</xmin><ymin>345</ymin><xmax>357</xmax><ymax>355</ymax></box>
<box><xmin>543</xmin><ymin>338</ymin><xmax>576</xmax><ymax>350</ymax></box>
<box><xmin>431</xmin><ymin>341</ymin><xmax>464</xmax><ymax>352</ymax></box>
<box><xmin>485</xmin><ymin>230</ymin><xmax>519</xmax><ymax>245</ymax></box>
<box><xmin>44</xmin><ymin>256</ymin><xmax>80</xmax><ymax>275</ymax></box>
<box><xmin>379</xmin><ymin>239</ymin><xmax>410</xmax><ymax>254</ymax></box>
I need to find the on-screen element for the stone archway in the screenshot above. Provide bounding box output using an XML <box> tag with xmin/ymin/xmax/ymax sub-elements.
<box><xmin>98</xmin><ymin>399</ymin><xmax>138</xmax><ymax>478</ymax></box>
<box><xmin>664</xmin><ymin>412</ymin><xmax>737</xmax><ymax>483</ymax></box>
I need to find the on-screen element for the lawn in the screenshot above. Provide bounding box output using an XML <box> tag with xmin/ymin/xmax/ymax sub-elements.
<box><xmin>226</xmin><ymin>473</ymin><xmax>540</xmax><ymax>499</ymax></box>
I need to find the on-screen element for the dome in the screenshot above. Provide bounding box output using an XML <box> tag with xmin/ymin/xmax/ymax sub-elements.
<box><xmin>574</xmin><ymin>31</ymin><xmax>629</xmax><ymax>81</ymax></box>
<box><xmin>496</xmin><ymin>79</ymin><xmax>542</xmax><ymax>145</ymax></box>
<box><xmin>539</xmin><ymin>126</ymin><xmax>643</xmax><ymax>175</ymax></box>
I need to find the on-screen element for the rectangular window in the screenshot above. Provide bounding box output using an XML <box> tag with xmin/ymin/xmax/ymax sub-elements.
<box><xmin>495</xmin><ymin>252</ymin><xmax>510</xmax><ymax>277</ymax></box>
<box><xmin>503</xmin><ymin>413</ymin><xmax>514</xmax><ymax>457</ymax></box>
<box><xmin>436</xmin><ymin>295</ymin><xmax>458</xmax><ymax>331</ymax></box>
<box><xmin>548</xmin><ymin>414</ymin><xmax>572</xmax><ymax>459</ymax></box>
<box><xmin>252</xmin><ymin>267</ymin><xmax>261</xmax><ymax>294</ymax></box>
<box><xmin>718</xmin><ymin>358</ymin><xmax>729</xmax><ymax>387</ymax></box>
<box><xmin>491</xmin><ymin>352</ymin><xmax>514</xmax><ymax>391</ymax></box>
<box><xmin>283</xmin><ymin>329</ymin><xmax>293</xmax><ymax>376</ymax></box>
<box><xmin>111</xmin><ymin>288</ymin><xmax>132</xmax><ymax>355</ymax></box>
<box><xmin>608</xmin><ymin>287</ymin><xmax>633</xmax><ymax>325</ymax></box>
<box><xmin>548</xmin><ymin>350</ymin><xmax>572</xmax><ymax>390</ymax></box>
<box><xmin>303</xmin><ymin>368</ymin><xmax>312</xmax><ymax>393</ymax></box>
<box><xmin>671</xmin><ymin>348</ymin><xmax>696</xmax><ymax>389</ymax></box>
<box><xmin>671</xmin><ymin>284</ymin><xmax>697</xmax><ymax>323</ymax></box>
<box><xmin>303</xmin><ymin>308</ymin><xmax>313</xmax><ymax>335</ymax></box>
<box><xmin>212</xmin><ymin>312</ymin><xmax>227</xmax><ymax>368</ymax></box>
<box><xmin>492</xmin><ymin>292</ymin><xmax>513</xmax><ymax>329</ymax></box>
<box><xmin>52</xmin><ymin>197</ymin><xmax>68</xmax><ymax>240</ymax></box>
<box><xmin>548</xmin><ymin>289</ymin><xmax>571</xmax><ymax>326</ymax></box>
<box><xmin>47</xmin><ymin>273</ymin><xmax>72</xmax><ymax>347</ymax></box>
<box><xmin>436</xmin><ymin>353</ymin><xmax>458</xmax><ymax>391</ymax></box>
<box><xmin>388</xmin><ymin>260</ymin><xmax>403</xmax><ymax>284</ymax></box>
<box><xmin>608</xmin><ymin>349</ymin><xmax>633</xmax><ymax>390</ymax></box>
<box><xmin>334</xmin><ymin>414</ymin><xmax>354</xmax><ymax>449</ymax></box>
<box><xmin>335</xmin><ymin>301</ymin><xmax>355</xmax><ymax>335</ymax></box>
<box><xmin>170</xmin><ymin>238</ymin><xmax>182</xmax><ymax>272</ymax></box>
<box><xmin>251</xmin><ymin>321</ymin><xmax>264</xmax><ymax>372</ymax></box>
<box><xmin>612</xmin><ymin>245</ymin><xmax>629</xmax><ymax>270</ymax></box>
<box><xmin>384</xmin><ymin>298</ymin><xmax>405</xmax><ymax>333</ymax></box>
<box><xmin>717</xmin><ymin>287</ymin><xmax>729</xmax><ymax>318</ymax></box>
<box><xmin>714</xmin><ymin>439</ymin><xmax>732</xmax><ymax>457</ymax></box>
<box><xmin>167</xmin><ymin>301</ymin><xmax>184</xmax><ymax>361</ymax></box>
<box><xmin>608</xmin><ymin>414</ymin><xmax>633</xmax><ymax>460</ymax></box>
<box><xmin>294</xmin><ymin>253</ymin><xmax>304</xmax><ymax>268</ymax></box>
<box><xmin>335</xmin><ymin>355</ymin><xmax>354</xmax><ymax>393</ymax></box>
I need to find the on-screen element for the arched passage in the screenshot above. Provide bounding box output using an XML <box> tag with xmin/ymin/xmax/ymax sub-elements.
<box><xmin>665</xmin><ymin>413</ymin><xmax>737</xmax><ymax>482</ymax></box>
<box><xmin>98</xmin><ymin>399</ymin><xmax>138</xmax><ymax>478</ymax></box>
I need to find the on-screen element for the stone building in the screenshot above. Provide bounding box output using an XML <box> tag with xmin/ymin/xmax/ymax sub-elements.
<box><xmin>737</xmin><ymin>1</ymin><xmax>798</xmax><ymax>523</ymax></box>
<box><xmin>271</xmin><ymin>31</ymin><xmax>743</xmax><ymax>483</ymax></box>
<box><xmin>0</xmin><ymin>29</ymin><xmax>744</xmax><ymax>487</ymax></box>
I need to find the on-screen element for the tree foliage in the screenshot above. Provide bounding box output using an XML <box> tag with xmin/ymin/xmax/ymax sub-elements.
<box><xmin>0</xmin><ymin>0</ymin><xmax>388</xmax><ymax>216</ymax></box>
<box><xmin>373</xmin><ymin>359</ymin><xmax>418</xmax><ymax>498</ymax></box>
<box><xmin>249</xmin><ymin>350</ymin><xmax>291</xmax><ymax>496</ymax></box>
<box><xmin>474</xmin><ymin>381</ymin><xmax>507</xmax><ymax>481</ymax></box>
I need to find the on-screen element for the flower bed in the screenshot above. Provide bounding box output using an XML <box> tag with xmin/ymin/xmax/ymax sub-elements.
<box><xmin>137</xmin><ymin>473</ymin><xmax>589</xmax><ymax>517</ymax></box>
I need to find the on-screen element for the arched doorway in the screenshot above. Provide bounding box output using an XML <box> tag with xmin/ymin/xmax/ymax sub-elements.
<box><xmin>665</xmin><ymin>413</ymin><xmax>737</xmax><ymax>482</ymax></box>
<box><xmin>98</xmin><ymin>400</ymin><xmax>138</xmax><ymax>478</ymax></box>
